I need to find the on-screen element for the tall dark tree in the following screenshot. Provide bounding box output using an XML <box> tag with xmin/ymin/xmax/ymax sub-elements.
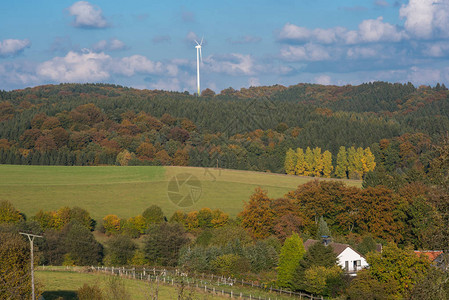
<box><xmin>143</xmin><ymin>223</ymin><xmax>189</xmax><ymax>266</ymax></box>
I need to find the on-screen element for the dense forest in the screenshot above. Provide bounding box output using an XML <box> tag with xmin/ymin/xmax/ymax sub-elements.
<box><xmin>0</xmin><ymin>82</ymin><xmax>448</xmax><ymax>178</ymax></box>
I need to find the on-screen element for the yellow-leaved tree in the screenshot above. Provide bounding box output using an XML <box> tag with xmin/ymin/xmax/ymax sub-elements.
<box><xmin>322</xmin><ymin>150</ymin><xmax>333</xmax><ymax>178</ymax></box>
<box><xmin>295</xmin><ymin>148</ymin><xmax>306</xmax><ymax>175</ymax></box>
<box><xmin>284</xmin><ymin>148</ymin><xmax>297</xmax><ymax>175</ymax></box>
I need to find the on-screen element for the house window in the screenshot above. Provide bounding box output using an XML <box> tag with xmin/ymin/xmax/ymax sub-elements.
<box><xmin>345</xmin><ymin>261</ymin><xmax>349</xmax><ymax>271</ymax></box>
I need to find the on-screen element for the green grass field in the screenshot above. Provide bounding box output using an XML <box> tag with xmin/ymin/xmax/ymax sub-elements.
<box><xmin>0</xmin><ymin>165</ymin><xmax>361</xmax><ymax>220</ymax></box>
<box><xmin>36</xmin><ymin>269</ymin><xmax>225</xmax><ymax>300</ymax></box>
<box><xmin>36</xmin><ymin>268</ymin><xmax>300</xmax><ymax>300</ymax></box>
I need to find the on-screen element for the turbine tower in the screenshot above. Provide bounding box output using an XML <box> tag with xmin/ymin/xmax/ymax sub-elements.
<box><xmin>195</xmin><ymin>38</ymin><xmax>203</xmax><ymax>96</ymax></box>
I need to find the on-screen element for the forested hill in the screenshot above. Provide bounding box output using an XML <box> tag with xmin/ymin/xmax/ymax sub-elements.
<box><xmin>0</xmin><ymin>82</ymin><xmax>448</xmax><ymax>175</ymax></box>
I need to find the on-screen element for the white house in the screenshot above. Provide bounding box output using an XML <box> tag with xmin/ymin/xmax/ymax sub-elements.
<box><xmin>303</xmin><ymin>239</ymin><xmax>369</xmax><ymax>274</ymax></box>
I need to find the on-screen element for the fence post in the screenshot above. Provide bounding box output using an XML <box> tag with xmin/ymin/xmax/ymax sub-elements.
<box><xmin>143</xmin><ymin>267</ymin><xmax>146</xmax><ymax>276</ymax></box>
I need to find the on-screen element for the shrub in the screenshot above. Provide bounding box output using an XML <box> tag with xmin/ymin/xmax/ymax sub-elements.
<box><xmin>77</xmin><ymin>283</ymin><xmax>104</xmax><ymax>300</ymax></box>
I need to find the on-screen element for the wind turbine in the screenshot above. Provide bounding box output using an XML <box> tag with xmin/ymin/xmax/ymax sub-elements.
<box><xmin>194</xmin><ymin>38</ymin><xmax>203</xmax><ymax>96</ymax></box>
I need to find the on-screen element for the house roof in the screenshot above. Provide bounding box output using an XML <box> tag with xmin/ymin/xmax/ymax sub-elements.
<box><xmin>304</xmin><ymin>239</ymin><xmax>364</xmax><ymax>257</ymax></box>
<box><xmin>414</xmin><ymin>250</ymin><xmax>443</xmax><ymax>262</ymax></box>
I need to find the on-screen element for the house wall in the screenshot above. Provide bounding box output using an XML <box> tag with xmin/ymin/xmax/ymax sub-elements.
<box><xmin>337</xmin><ymin>247</ymin><xmax>368</xmax><ymax>272</ymax></box>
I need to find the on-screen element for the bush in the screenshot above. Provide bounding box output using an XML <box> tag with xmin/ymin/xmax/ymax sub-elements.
<box><xmin>211</xmin><ymin>254</ymin><xmax>250</xmax><ymax>277</ymax></box>
<box><xmin>77</xmin><ymin>283</ymin><xmax>104</xmax><ymax>300</ymax></box>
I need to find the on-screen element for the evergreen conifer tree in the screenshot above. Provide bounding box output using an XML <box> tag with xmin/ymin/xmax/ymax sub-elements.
<box><xmin>277</xmin><ymin>233</ymin><xmax>305</xmax><ymax>288</ymax></box>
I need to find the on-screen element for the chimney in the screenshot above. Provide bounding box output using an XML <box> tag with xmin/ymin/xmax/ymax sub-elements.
<box><xmin>321</xmin><ymin>235</ymin><xmax>331</xmax><ymax>246</ymax></box>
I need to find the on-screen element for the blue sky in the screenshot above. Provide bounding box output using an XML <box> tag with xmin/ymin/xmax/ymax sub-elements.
<box><xmin>1</xmin><ymin>0</ymin><xmax>449</xmax><ymax>92</ymax></box>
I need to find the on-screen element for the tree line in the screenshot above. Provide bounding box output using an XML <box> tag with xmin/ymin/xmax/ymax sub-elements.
<box><xmin>284</xmin><ymin>146</ymin><xmax>375</xmax><ymax>179</ymax></box>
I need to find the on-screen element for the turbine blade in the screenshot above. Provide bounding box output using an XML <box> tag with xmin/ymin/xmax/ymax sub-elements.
<box><xmin>194</xmin><ymin>39</ymin><xmax>199</xmax><ymax>46</ymax></box>
<box><xmin>200</xmin><ymin>36</ymin><xmax>204</xmax><ymax>45</ymax></box>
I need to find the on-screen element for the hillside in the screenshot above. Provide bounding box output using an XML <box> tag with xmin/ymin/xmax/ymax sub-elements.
<box><xmin>0</xmin><ymin>82</ymin><xmax>448</xmax><ymax>177</ymax></box>
<box><xmin>0</xmin><ymin>164</ymin><xmax>361</xmax><ymax>220</ymax></box>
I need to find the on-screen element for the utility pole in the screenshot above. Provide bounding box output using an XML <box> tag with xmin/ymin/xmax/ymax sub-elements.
<box><xmin>19</xmin><ymin>232</ymin><xmax>43</xmax><ymax>300</ymax></box>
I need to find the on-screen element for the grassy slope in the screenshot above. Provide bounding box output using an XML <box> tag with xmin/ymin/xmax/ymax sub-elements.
<box><xmin>36</xmin><ymin>269</ymin><xmax>225</xmax><ymax>300</ymax></box>
<box><xmin>0</xmin><ymin>165</ymin><xmax>361</xmax><ymax>220</ymax></box>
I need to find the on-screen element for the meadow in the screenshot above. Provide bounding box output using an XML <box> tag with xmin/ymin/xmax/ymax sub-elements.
<box><xmin>0</xmin><ymin>165</ymin><xmax>361</xmax><ymax>220</ymax></box>
<box><xmin>36</xmin><ymin>268</ymin><xmax>225</xmax><ymax>300</ymax></box>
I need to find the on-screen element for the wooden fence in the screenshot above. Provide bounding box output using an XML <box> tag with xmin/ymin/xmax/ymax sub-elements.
<box><xmin>84</xmin><ymin>266</ymin><xmax>326</xmax><ymax>300</ymax></box>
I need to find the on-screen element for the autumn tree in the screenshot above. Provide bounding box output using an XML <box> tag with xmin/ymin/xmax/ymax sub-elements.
<box><xmin>295</xmin><ymin>148</ymin><xmax>306</xmax><ymax>175</ymax></box>
<box><xmin>0</xmin><ymin>200</ymin><xmax>23</xmax><ymax>224</ymax></box>
<box><xmin>142</xmin><ymin>205</ymin><xmax>165</xmax><ymax>224</ymax></box>
<box><xmin>102</xmin><ymin>214</ymin><xmax>121</xmax><ymax>234</ymax></box>
<box><xmin>363</xmin><ymin>147</ymin><xmax>376</xmax><ymax>174</ymax></box>
<box><xmin>335</xmin><ymin>146</ymin><xmax>348</xmax><ymax>178</ymax></box>
<box><xmin>284</xmin><ymin>148</ymin><xmax>297</xmax><ymax>175</ymax></box>
<box><xmin>122</xmin><ymin>215</ymin><xmax>147</xmax><ymax>238</ymax></box>
<box><xmin>364</xmin><ymin>243</ymin><xmax>430</xmax><ymax>298</ymax></box>
<box><xmin>239</xmin><ymin>188</ymin><xmax>275</xmax><ymax>239</ymax></box>
<box><xmin>136</xmin><ymin>142</ymin><xmax>156</xmax><ymax>160</ymax></box>
<box><xmin>304</xmin><ymin>147</ymin><xmax>314</xmax><ymax>176</ymax></box>
<box><xmin>312</xmin><ymin>147</ymin><xmax>323</xmax><ymax>177</ymax></box>
<box><xmin>0</xmin><ymin>231</ymin><xmax>35</xmax><ymax>299</ymax></box>
<box><xmin>322</xmin><ymin>150</ymin><xmax>333</xmax><ymax>178</ymax></box>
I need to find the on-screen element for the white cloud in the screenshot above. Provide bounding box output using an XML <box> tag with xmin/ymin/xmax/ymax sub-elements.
<box><xmin>423</xmin><ymin>41</ymin><xmax>449</xmax><ymax>56</ymax></box>
<box><xmin>150</xmin><ymin>78</ymin><xmax>181</xmax><ymax>91</ymax></box>
<box><xmin>347</xmin><ymin>46</ymin><xmax>378</xmax><ymax>59</ymax></box>
<box><xmin>92</xmin><ymin>38</ymin><xmax>126</xmax><ymax>52</ymax></box>
<box><xmin>358</xmin><ymin>17</ymin><xmax>405</xmax><ymax>42</ymax></box>
<box><xmin>37</xmin><ymin>51</ymin><xmax>111</xmax><ymax>82</ymax></box>
<box><xmin>375</xmin><ymin>0</ymin><xmax>389</xmax><ymax>7</ymax></box>
<box><xmin>278</xmin><ymin>23</ymin><xmax>311</xmax><ymax>42</ymax></box>
<box><xmin>36</xmin><ymin>50</ymin><xmax>175</xmax><ymax>83</ymax></box>
<box><xmin>400</xmin><ymin>0</ymin><xmax>449</xmax><ymax>38</ymax></box>
<box><xmin>314</xmin><ymin>75</ymin><xmax>332</xmax><ymax>85</ymax></box>
<box><xmin>0</xmin><ymin>39</ymin><xmax>31</xmax><ymax>57</ymax></box>
<box><xmin>205</xmin><ymin>53</ymin><xmax>256</xmax><ymax>75</ymax></box>
<box><xmin>112</xmin><ymin>55</ymin><xmax>166</xmax><ymax>76</ymax></box>
<box><xmin>227</xmin><ymin>35</ymin><xmax>262</xmax><ymax>45</ymax></box>
<box><xmin>0</xmin><ymin>61</ymin><xmax>38</xmax><ymax>88</ymax></box>
<box><xmin>278</xmin><ymin>18</ymin><xmax>404</xmax><ymax>45</ymax></box>
<box><xmin>407</xmin><ymin>66</ymin><xmax>441</xmax><ymax>83</ymax></box>
<box><xmin>280</xmin><ymin>43</ymin><xmax>331</xmax><ymax>61</ymax></box>
<box><xmin>68</xmin><ymin>1</ymin><xmax>108</xmax><ymax>29</ymax></box>
<box><xmin>185</xmin><ymin>32</ymin><xmax>200</xmax><ymax>45</ymax></box>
